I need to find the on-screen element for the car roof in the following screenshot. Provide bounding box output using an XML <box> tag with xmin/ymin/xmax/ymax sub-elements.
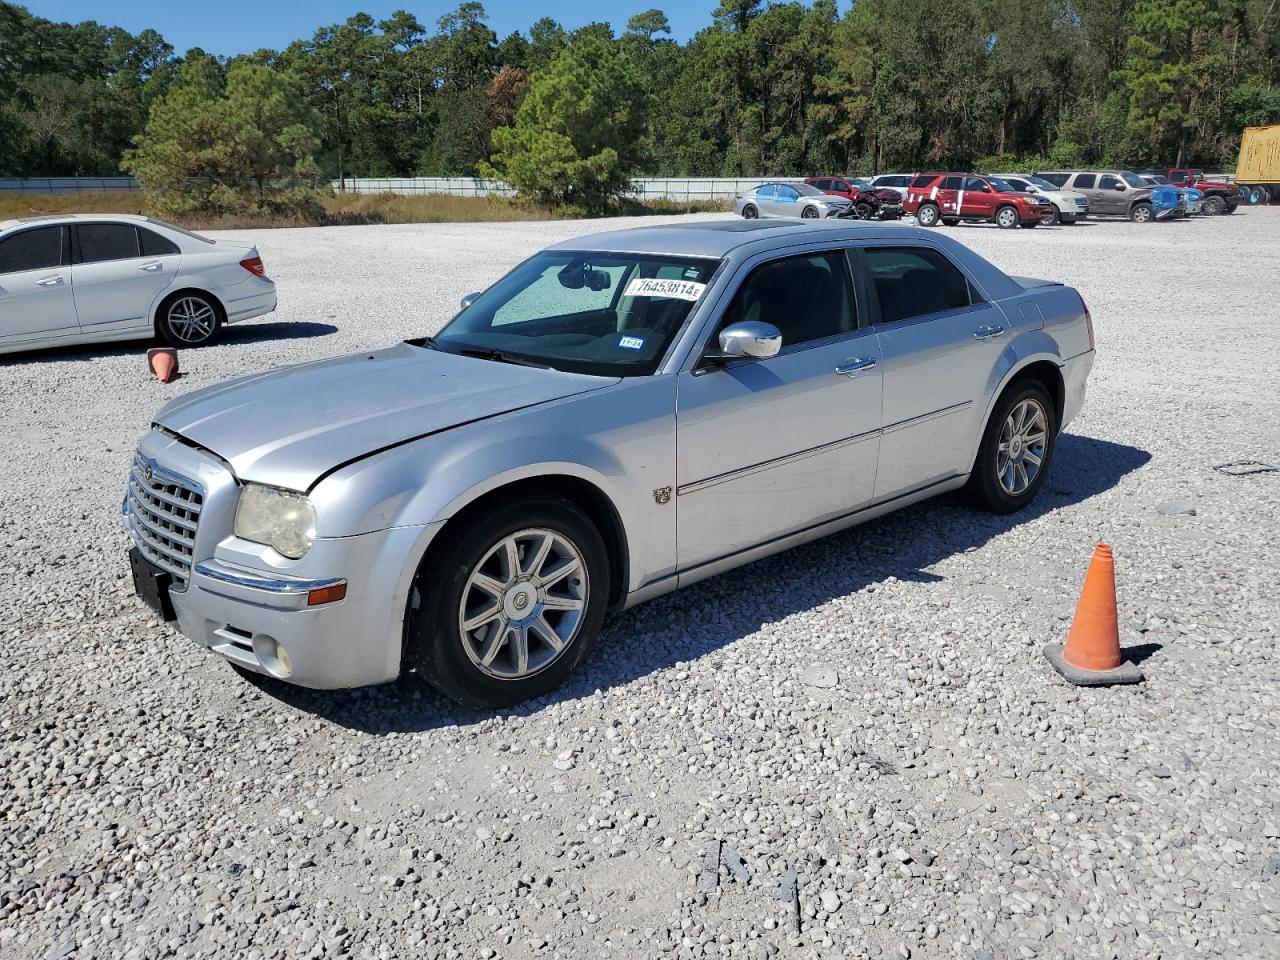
<box><xmin>0</xmin><ymin>212</ymin><xmax>150</xmax><ymax>232</ymax></box>
<box><xmin>547</xmin><ymin>218</ymin><xmax>939</xmax><ymax>258</ymax></box>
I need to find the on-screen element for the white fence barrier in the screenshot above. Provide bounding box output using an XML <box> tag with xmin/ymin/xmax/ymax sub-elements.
<box><xmin>0</xmin><ymin>177</ymin><xmax>141</xmax><ymax>194</ymax></box>
<box><xmin>332</xmin><ymin>176</ymin><xmax>809</xmax><ymax>201</ymax></box>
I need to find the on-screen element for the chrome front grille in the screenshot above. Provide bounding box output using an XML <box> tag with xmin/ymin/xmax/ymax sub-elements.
<box><xmin>125</xmin><ymin>453</ymin><xmax>204</xmax><ymax>589</ymax></box>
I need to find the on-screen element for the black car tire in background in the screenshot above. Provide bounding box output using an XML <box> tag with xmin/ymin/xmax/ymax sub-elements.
<box><xmin>741</xmin><ymin>204</ymin><xmax>758</xmax><ymax>219</ymax></box>
<box><xmin>1129</xmin><ymin>202</ymin><xmax>1153</xmax><ymax>223</ymax></box>
<box><xmin>1203</xmin><ymin>195</ymin><xmax>1226</xmax><ymax>215</ymax></box>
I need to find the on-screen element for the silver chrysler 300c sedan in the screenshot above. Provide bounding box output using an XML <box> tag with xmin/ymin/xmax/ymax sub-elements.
<box><xmin>123</xmin><ymin>219</ymin><xmax>1094</xmax><ymax>706</ymax></box>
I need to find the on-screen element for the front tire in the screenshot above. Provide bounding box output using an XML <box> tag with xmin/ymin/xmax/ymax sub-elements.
<box><xmin>916</xmin><ymin>203</ymin><xmax>941</xmax><ymax>227</ymax></box>
<box><xmin>855</xmin><ymin>202</ymin><xmax>874</xmax><ymax>220</ymax></box>
<box><xmin>157</xmin><ymin>292</ymin><xmax>222</xmax><ymax>348</ymax></box>
<box><xmin>1041</xmin><ymin>206</ymin><xmax>1060</xmax><ymax>225</ymax></box>
<box><xmin>407</xmin><ymin>497</ymin><xmax>610</xmax><ymax>707</ymax></box>
<box><xmin>1202</xmin><ymin>195</ymin><xmax>1225</xmax><ymax>215</ymax></box>
<box><xmin>1129</xmin><ymin>202</ymin><xmax>1153</xmax><ymax>223</ymax></box>
<box><xmin>966</xmin><ymin>381</ymin><xmax>1057</xmax><ymax>514</ymax></box>
<box><xmin>995</xmin><ymin>206</ymin><xmax>1019</xmax><ymax>229</ymax></box>
<box><xmin>801</xmin><ymin>206</ymin><xmax>819</xmax><ymax>219</ymax></box>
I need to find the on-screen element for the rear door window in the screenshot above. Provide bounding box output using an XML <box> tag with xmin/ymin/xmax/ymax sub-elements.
<box><xmin>139</xmin><ymin>227</ymin><xmax>180</xmax><ymax>257</ymax></box>
<box><xmin>1072</xmin><ymin>173</ymin><xmax>1096</xmax><ymax>189</ymax></box>
<box><xmin>939</xmin><ymin>176</ymin><xmax>963</xmax><ymax>190</ymax></box>
<box><xmin>863</xmin><ymin>247</ymin><xmax>972</xmax><ymax>324</ymax></box>
<box><xmin>0</xmin><ymin>226</ymin><xmax>63</xmax><ymax>274</ymax></box>
<box><xmin>910</xmin><ymin>174</ymin><xmax>937</xmax><ymax>188</ymax></box>
<box><xmin>77</xmin><ymin>223</ymin><xmax>141</xmax><ymax>263</ymax></box>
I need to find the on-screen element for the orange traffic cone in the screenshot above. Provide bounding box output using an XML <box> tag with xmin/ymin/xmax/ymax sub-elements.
<box><xmin>1043</xmin><ymin>544</ymin><xmax>1144</xmax><ymax>686</ymax></box>
<box><xmin>147</xmin><ymin>347</ymin><xmax>178</xmax><ymax>384</ymax></box>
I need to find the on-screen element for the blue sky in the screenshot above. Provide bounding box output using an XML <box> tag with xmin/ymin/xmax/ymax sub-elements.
<box><xmin>24</xmin><ymin>1</ymin><xmax>728</xmax><ymax>55</ymax></box>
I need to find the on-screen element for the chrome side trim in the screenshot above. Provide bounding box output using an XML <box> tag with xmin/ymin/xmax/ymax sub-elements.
<box><xmin>194</xmin><ymin>558</ymin><xmax>345</xmax><ymax>595</ymax></box>
<box><xmin>881</xmin><ymin>400</ymin><xmax>972</xmax><ymax>435</ymax></box>
<box><xmin>677</xmin><ymin>428</ymin><xmax>879</xmax><ymax>496</ymax></box>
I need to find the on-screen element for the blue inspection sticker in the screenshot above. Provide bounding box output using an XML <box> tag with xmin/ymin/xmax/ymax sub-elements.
<box><xmin>618</xmin><ymin>335</ymin><xmax>646</xmax><ymax>350</ymax></box>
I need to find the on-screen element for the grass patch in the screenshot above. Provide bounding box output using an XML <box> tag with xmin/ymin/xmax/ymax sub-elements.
<box><xmin>1</xmin><ymin>190</ymin><xmax>730</xmax><ymax>228</ymax></box>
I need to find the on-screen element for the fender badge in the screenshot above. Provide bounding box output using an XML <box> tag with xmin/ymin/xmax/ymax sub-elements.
<box><xmin>652</xmin><ymin>486</ymin><xmax>672</xmax><ymax>505</ymax></box>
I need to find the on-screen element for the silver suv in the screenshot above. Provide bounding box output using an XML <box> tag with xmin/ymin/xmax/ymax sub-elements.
<box><xmin>123</xmin><ymin>220</ymin><xmax>1094</xmax><ymax>706</ymax></box>
<box><xmin>1034</xmin><ymin>170</ymin><xmax>1156</xmax><ymax>222</ymax></box>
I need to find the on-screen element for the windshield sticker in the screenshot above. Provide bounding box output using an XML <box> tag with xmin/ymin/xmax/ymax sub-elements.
<box><xmin>624</xmin><ymin>277</ymin><xmax>706</xmax><ymax>301</ymax></box>
<box><xmin>618</xmin><ymin>335</ymin><xmax>646</xmax><ymax>350</ymax></box>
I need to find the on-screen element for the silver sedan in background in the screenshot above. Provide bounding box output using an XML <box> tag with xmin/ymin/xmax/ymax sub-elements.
<box><xmin>123</xmin><ymin>219</ymin><xmax>1093</xmax><ymax>707</ymax></box>
<box><xmin>734</xmin><ymin>182</ymin><xmax>852</xmax><ymax>219</ymax></box>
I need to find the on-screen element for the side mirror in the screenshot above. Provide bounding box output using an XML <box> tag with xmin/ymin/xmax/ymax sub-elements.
<box><xmin>1114</xmin><ymin>184</ymin><xmax>1126</xmax><ymax>191</ymax></box>
<box><xmin>461</xmin><ymin>292</ymin><xmax>481</xmax><ymax>308</ymax></box>
<box><xmin>714</xmin><ymin>321</ymin><xmax>783</xmax><ymax>360</ymax></box>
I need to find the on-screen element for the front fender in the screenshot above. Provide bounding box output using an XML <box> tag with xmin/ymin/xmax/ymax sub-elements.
<box><xmin>967</xmin><ymin>335</ymin><xmax>1064</xmax><ymax>472</ymax></box>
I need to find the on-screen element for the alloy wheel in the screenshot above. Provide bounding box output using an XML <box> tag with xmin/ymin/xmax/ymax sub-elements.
<box><xmin>996</xmin><ymin>399</ymin><xmax>1048</xmax><ymax>495</ymax></box>
<box><xmin>997</xmin><ymin>208</ymin><xmax>1018</xmax><ymax>228</ymax></box>
<box><xmin>166</xmin><ymin>297</ymin><xmax>218</xmax><ymax>344</ymax></box>
<box><xmin>457</xmin><ymin>528</ymin><xmax>588</xmax><ymax>681</ymax></box>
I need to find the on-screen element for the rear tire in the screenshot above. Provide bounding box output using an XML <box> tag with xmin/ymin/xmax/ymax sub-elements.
<box><xmin>916</xmin><ymin>203</ymin><xmax>941</xmax><ymax>226</ymax></box>
<box><xmin>966</xmin><ymin>381</ymin><xmax>1057</xmax><ymax>514</ymax></box>
<box><xmin>407</xmin><ymin>497</ymin><xmax>610</xmax><ymax>708</ymax></box>
<box><xmin>157</xmin><ymin>292</ymin><xmax>223</xmax><ymax>348</ymax></box>
<box><xmin>742</xmin><ymin>204</ymin><xmax>758</xmax><ymax>219</ymax></box>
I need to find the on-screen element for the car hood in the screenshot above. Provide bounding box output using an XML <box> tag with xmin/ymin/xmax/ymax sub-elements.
<box><xmin>153</xmin><ymin>342</ymin><xmax>617</xmax><ymax>491</ymax></box>
<box><xmin>872</xmin><ymin>188</ymin><xmax>902</xmax><ymax>202</ymax></box>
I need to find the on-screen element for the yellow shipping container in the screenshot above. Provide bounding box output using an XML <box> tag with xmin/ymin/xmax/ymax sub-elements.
<box><xmin>1235</xmin><ymin>125</ymin><xmax>1280</xmax><ymax>185</ymax></box>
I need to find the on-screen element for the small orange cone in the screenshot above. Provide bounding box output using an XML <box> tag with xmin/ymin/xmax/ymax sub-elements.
<box><xmin>1043</xmin><ymin>544</ymin><xmax>1143</xmax><ymax>686</ymax></box>
<box><xmin>147</xmin><ymin>347</ymin><xmax>178</xmax><ymax>384</ymax></box>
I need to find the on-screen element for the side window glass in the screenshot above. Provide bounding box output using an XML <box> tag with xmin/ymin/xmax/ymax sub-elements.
<box><xmin>910</xmin><ymin>174</ymin><xmax>935</xmax><ymax>188</ymax></box>
<box><xmin>1099</xmin><ymin>175</ymin><xmax>1121</xmax><ymax>189</ymax></box>
<box><xmin>0</xmin><ymin>227</ymin><xmax>63</xmax><ymax>274</ymax></box>
<box><xmin>78</xmin><ymin>223</ymin><xmax>141</xmax><ymax>263</ymax></box>
<box><xmin>139</xmin><ymin>227</ymin><xmax>180</xmax><ymax>257</ymax></box>
<box><xmin>964</xmin><ymin>177</ymin><xmax>987</xmax><ymax>192</ymax></box>
<box><xmin>940</xmin><ymin>176</ymin><xmax>963</xmax><ymax>190</ymax></box>
<box><xmin>1073</xmin><ymin>173</ymin><xmax>1096</xmax><ymax>189</ymax></box>
<box><xmin>721</xmin><ymin>251</ymin><xmax>856</xmax><ymax>350</ymax></box>
<box><xmin>777</xmin><ymin>185</ymin><xmax>799</xmax><ymax>201</ymax></box>
<box><xmin>863</xmin><ymin>247</ymin><xmax>972</xmax><ymax>324</ymax></box>
<box><xmin>757</xmin><ymin>184</ymin><xmax>776</xmax><ymax>199</ymax></box>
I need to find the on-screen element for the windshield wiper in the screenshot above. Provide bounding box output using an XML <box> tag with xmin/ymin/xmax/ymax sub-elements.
<box><xmin>453</xmin><ymin>345</ymin><xmax>551</xmax><ymax>369</ymax></box>
<box><xmin>406</xmin><ymin>336</ymin><xmax>438</xmax><ymax>350</ymax></box>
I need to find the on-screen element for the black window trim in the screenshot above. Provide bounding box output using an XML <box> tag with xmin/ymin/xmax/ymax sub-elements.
<box><xmin>0</xmin><ymin>224</ymin><xmax>69</xmax><ymax>276</ymax></box>
<box><xmin>853</xmin><ymin>242</ymin><xmax>987</xmax><ymax>329</ymax></box>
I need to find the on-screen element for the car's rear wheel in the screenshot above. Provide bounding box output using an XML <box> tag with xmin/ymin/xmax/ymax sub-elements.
<box><xmin>741</xmin><ymin>204</ymin><xmax>758</xmax><ymax>219</ymax></box>
<box><xmin>1129</xmin><ymin>202</ymin><xmax>1153</xmax><ymax>223</ymax></box>
<box><xmin>966</xmin><ymin>381</ymin><xmax>1057</xmax><ymax>514</ymax></box>
<box><xmin>916</xmin><ymin>203</ymin><xmax>941</xmax><ymax>227</ymax></box>
<box><xmin>1202</xmin><ymin>195</ymin><xmax>1225</xmax><ymax>215</ymax></box>
<box><xmin>158</xmin><ymin>292</ymin><xmax>222</xmax><ymax>347</ymax></box>
<box><xmin>408</xmin><ymin>497</ymin><xmax>610</xmax><ymax>707</ymax></box>
<box><xmin>801</xmin><ymin>206</ymin><xmax>819</xmax><ymax>219</ymax></box>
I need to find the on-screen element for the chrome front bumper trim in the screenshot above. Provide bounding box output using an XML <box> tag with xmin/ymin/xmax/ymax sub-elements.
<box><xmin>193</xmin><ymin>558</ymin><xmax>345</xmax><ymax>609</ymax></box>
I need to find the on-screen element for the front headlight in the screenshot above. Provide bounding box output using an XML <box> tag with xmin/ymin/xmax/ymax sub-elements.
<box><xmin>234</xmin><ymin>483</ymin><xmax>316</xmax><ymax>559</ymax></box>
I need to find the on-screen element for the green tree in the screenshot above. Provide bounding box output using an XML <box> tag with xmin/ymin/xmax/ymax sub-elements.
<box><xmin>125</xmin><ymin>60</ymin><xmax>323</xmax><ymax>219</ymax></box>
<box><xmin>483</xmin><ymin>35</ymin><xmax>647</xmax><ymax>213</ymax></box>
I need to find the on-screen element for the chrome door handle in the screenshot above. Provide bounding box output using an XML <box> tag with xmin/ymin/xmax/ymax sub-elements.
<box><xmin>973</xmin><ymin>324</ymin><xmax>1006</xmax><ymax>340</ymax></box>
<box><xmin>35</xmin><ymin>275</ymin><xmax>63</xmax><ymax>286</ymax></box>
<box><xmin>835</xmin><ymin>357</ymin><xmax>877</xmax><ymax>376</ymax></box>
<box><xmin>140</xmin><ymin>262</ymin><xmax>163</xmax><ymax>272</ymax></box>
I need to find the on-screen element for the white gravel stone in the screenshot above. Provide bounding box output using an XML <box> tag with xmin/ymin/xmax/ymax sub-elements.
<box><xmin>2</xmin><ymin>210</ymin><xmax>1278</xmax><ymax>959</ymax></box>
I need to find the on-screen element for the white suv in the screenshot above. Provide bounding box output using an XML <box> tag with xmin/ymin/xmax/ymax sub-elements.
<box><xmin>867</xmin><ymin>174</ymin><xmax>914</xmax><ymax>200</ymax></box>
<box><xmin>0</xmin><ymin>214</ymin><xmax>276</xmax><ymax>356</ymax></box>
<box><xmin>992</xmin><ymin>174</ymin><xmax>1090</xmax><ymax>224</ymax></box>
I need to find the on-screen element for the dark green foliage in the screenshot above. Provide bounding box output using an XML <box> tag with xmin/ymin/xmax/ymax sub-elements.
<box><xmin>3</xmin><ymin>0</ymin><xmax>1278</xmax><ymax>201</ymax></box>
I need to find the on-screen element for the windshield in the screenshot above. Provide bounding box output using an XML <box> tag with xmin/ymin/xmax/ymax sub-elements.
<box><xmin>1121</xmin><ymin>171</ymin><xmax>1147</xmax><ymax>188</ymax></box>
<box><xmin>850</xmin><ymin>178</ymin><xmax>873</xmax><ymax>189</ymax></box>
<box><xmin>1021</xmin><ymin>175</ymin><xmax>1057</xmax><ymax>190</ymax></box>
<box><xmin>432</xmin><ymin>251</ymin><xmax>721</xmax><ymax>377</ymax></box>
<box><xmin>988</xmin><ymin>177</ymin><xmax>1019</xmax><ymax>193</ymax></box>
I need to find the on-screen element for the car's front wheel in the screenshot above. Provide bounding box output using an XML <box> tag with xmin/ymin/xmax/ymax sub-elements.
<box><xmin>855</xmin><ymin>202</ymin><xmax>874</xmax><ymax>220</ymax></box>
<box><xmin>408</xmin><ymin>497</ymin><xmax>610</xmax><ymax>707</ymax></box>
<box><xmin>1129</xmin><ymin>202</ymin><xmax>1153</xmax><ymax>223</ymax></box>
<box><xmin>1202</xmin><ymin>194</ymin><xmax>1225</xmax><ymax>215</ymax></box>
<box><xmin>801</xmin><ymin>206</ymin><xmax>819</xmax><ymax>219</ymax></box>
<box><xmin>1041</xmin><ymin>206</ymin><xmax>1060</xmax><ymax>225</ymax></box>
<box><xmin>995</xmin><ymin>206</ymin><xmax>1019</xmax><ymax>229</ymax></box>
<box><xmin>966</xmin><ymin>381</ymin><xmax>1057</xmax><ymax>514</ymax></box>
<box><xmin>158</xmin><ymin>292</ymin><xmax>222</xmax><ymax>347</ymax></box>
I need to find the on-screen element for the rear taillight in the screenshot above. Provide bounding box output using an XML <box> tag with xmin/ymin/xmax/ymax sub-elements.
<box><xmin>240</xmin><ymin>255</ymin><xmax>267</xmax><ymax>278</ymax></box>
<box><xmin>1081</xmin><ymin>295</ymin><xmax>1095</xmax><ymax>349</ymax></box>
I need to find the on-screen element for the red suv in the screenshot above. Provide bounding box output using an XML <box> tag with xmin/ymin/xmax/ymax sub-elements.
<box><xmin>805</xmin><ymin>176</ymin><xmax>904</xmax><ymax>220</ymax></box>
<box><xmin>904</xmin><ymin>173</ymin><xmax>1045</xmax><ymax>229</ymax></box>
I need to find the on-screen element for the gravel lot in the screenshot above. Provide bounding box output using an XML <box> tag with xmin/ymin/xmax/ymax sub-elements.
<box><xmin>2</xmin><ymin>209</ymin><xmax>1278</xmax><ymax>960</ymax></box>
